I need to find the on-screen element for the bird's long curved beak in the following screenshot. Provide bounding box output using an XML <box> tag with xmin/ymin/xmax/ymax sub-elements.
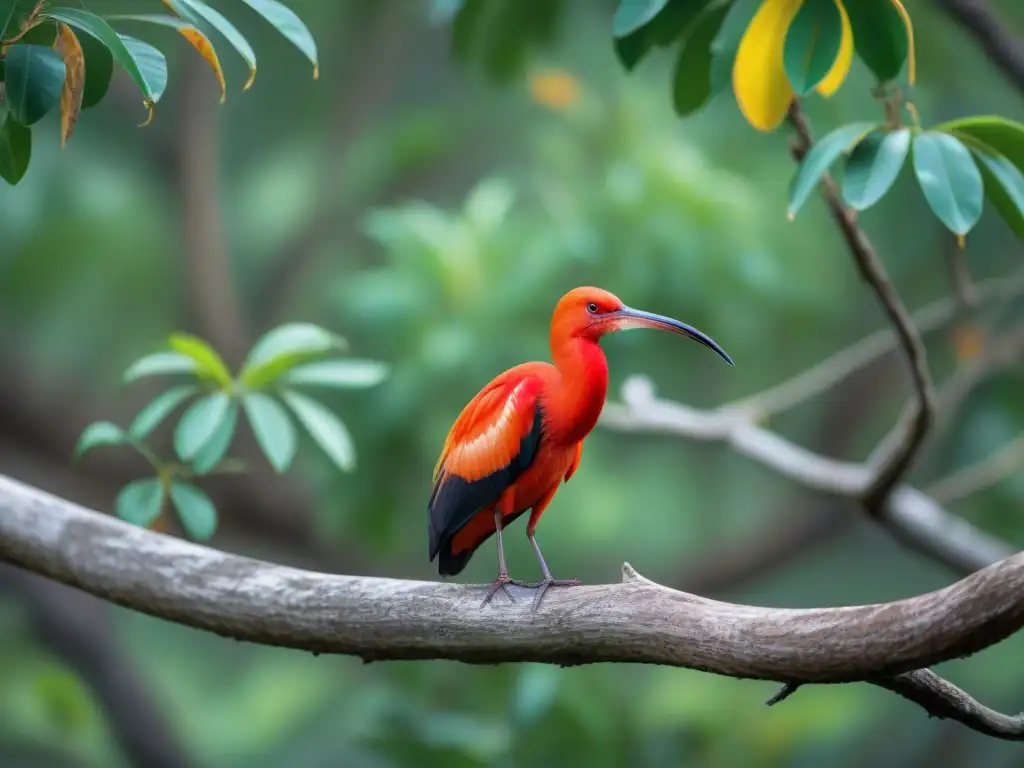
<box><xmin>610</xmin><ymin>306</ymin><xmax>734</xmax><ymax>365</ymax></box>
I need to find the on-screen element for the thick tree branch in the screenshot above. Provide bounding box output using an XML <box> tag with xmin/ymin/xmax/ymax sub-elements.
<box><xmin>936</xmin><ymin>0</ymin><xmax>1024</xmax><ymax>94</ymax></box>
<box><xmin>787</xmin><ymin>103</ymin><xmax>936</xmax><ymax>509</ymax></box>
<box><xmin>602</xmin><ymin>377</ymin><xmax>1013</xmax><ymax>576</ymax></box>
<box><xmin>1</xmin><ymin>475</ymin><xmax>1024</xmax><ymax>739</ymax></box>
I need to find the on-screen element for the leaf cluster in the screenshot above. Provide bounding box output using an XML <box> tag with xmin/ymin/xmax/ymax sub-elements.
<box><xmin>74</xmin><ymin>322</ymin><xmax>388</xmax><ymax>539</ymax></box>
<box><xmin>788</xmin><ymin>115</ymin><xmax>1024</xmax><ymax>238</ymax></box>
<box><xmin>0</xmin><ymin>0</ymin><xmax>318</xmax><ymax>185</ymax></box>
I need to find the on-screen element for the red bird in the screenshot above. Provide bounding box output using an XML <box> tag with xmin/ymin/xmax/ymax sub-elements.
<box><xmin>428</xmin><ymin>286</ymin><xmax>733</xmax><ymax>611</ymax></box>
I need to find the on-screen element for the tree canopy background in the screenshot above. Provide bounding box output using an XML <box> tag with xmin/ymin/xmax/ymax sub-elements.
<box><xmin>2</xmin><ymin>1</ymin><xmax>1024</xmax><ymax>766</ymax></box>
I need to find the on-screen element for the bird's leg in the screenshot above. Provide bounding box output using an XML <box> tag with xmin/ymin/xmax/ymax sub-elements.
<box><xmin>525</xmin><ymin>495</ymin><xmax>581</xmax><ymax>614</ymax></box>
<box><xmin>481</xmin><ymin>507</ymin><xmax>530</xmax><ymax>607</ymax></box>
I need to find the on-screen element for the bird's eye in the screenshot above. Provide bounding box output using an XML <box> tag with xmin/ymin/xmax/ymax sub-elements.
<box><xmin>586</xmin><ymin>302</ymin><xmax>599</xmax><ymax>313</ymax></box>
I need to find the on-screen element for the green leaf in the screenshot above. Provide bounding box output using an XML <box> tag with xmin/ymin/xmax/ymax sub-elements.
<box><xmin>912</xmin><ymin>131</ymin><xmax>985</xmax><ymax>236</ymax></box>
<box><xmin>845</xmin><ymin>0</ymin><xmax>909</xmax><ymax>83</ymax></box>
<box><xmin>119</xmin><ymin>35</ymin><xmax>168</xmax><ymax>105</ymax></box>
<box><xmin>613</xmin><ymin>0</ymin><xmax>671</xmax><ymax>38</ymax></box>
<box><xmin>166</xmin><ymin>0</ymin><xmax>257</xmax><ymax>89</ymax></box>
<box><xmin>841</xmin><ymin>128</ymin><xmax>911</xmax><ymax>211</ymax></box>
<box><xmin>283</xmin><ymin>359</ymin><xmax>389</xmax><ymax>389</ymax></box>
<box><xmin>964</xmin><ymin>142</ymin><xmax>1024</xmax><ymax>238</ymax></box>
<box><xmin>787</xmin><ymin>121</ymin><xmax>876</xmax><ymax>217</ymax></box>
<box><xmin>934</xmin><ymin>116</ymin><xmax>1024</xmax><ymax>174</ymax></box>
<box><xmin>238</xmin><ymin>0</ymin><xmax>317</xmax><ymax>76</ymax></box>
<box><xmin>671</xmin><ymin>3</ymin><xmax>728</xmax><ymax>116</ymax></box>
<box><xmin>169</xmin><ymin>481</ymin><xmax>217</xmax><ymax>540</ymax></box>
<box><xmin>105</xmin><ymin>14</ymin><xmax>225</xmax><ymax>102</ymax></box>
<box><xmin>783</xmin><ymin>0</ymin><xmax>843</xmax><ymax>95</ymax></box>
<box><xmin>129</xmin><ymin>385</ymin><xmax>197</xmax><ymax>438</ymax></box>
<box><xmin>708</xmin><ymin>0</ymin><xmax>759</xmax><ymax>95</ymax></box>
<box><xmin>281</xmin><ymin>389</ymin><xmax>357</xmax><ymax>472</ymax></box>
<box><xmin>43</xmin><ymin>9</ymin><xmax>166</xmax><ymax>107</ymax></box>
<box><xmin>123</xmin><ymin>351</ymin><xmax>199</xmax><ymax>382</ymax></box>
<box><xmin>241</xmin><ymin>323</ymin><xmax>347</xmax><ymax>389</ymax></box>
<box><xmin>1</xmin><ymin>0</ymin><xmax>19</xmax><ymax>41</ymax></box>
<box><xmin>116</xmin><ymin>478</ymin><xmax>164</xmax><ymax>527</ymax></box>
<box><xmin>3</xmin><ymin>44</ymin><xmax>66</xmax><ymax>125</ymax></box>
<box><xmin>167</xmin><ymin>332</ymin><xmax>232</xmax><ymax>386</ymax></box>
<box><xmin>191</xmin><ymin>399</ymin><xmax>238</xmax><ymax>473</ymax></box>
<box><xmin>243</xmin><ymin>392</ymin><xmax>297</xmax><ymax>472</ymax></box>
<box><xmin>0</xmin><ymin>109</ymin><xmax>31</xmax><ymax>185</ymax></box>
<box><xmin>79</xmin><ymin>28</ymin><xmax>113</xmax><ymax>109</ymax></box>
<box><xmin>74</xmin><ymin>421</ymin><xmax>126</xmax><ymax>457</ymax></box>
<box><xmin>174</xmin><ymin>392</ymin><xmax>231</xmax><ymax>461</ymax></box>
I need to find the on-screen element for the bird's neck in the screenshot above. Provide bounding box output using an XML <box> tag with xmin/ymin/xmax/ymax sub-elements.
<box><xmin>548</xmin><ymin>336</ymin><xmax>608</xmax><ymax>444</ymax></box>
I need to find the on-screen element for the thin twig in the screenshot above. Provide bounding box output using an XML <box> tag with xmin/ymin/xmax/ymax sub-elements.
<box><xmin>936</xmin><ymin>0</ymin><xmax>1024</xmax><ymax>94</ymax></box>
<box><xmin>929</xmin><ymin>435</ymin><xmax>1024</xmax><ymax>505</ymax></box>
<box><xmin>787</xmin><ymin>102</ymin><xmax>936</xmax><ymax>510</ymax></box>
<box><xmin>724</xmin><ymin>272</ymin><xmax>1024</xmax><ymax>420</ymax></box>
<box><xmin>2</xmin><ymin>473</ymin><xmax>1024</xmax><ymax>740</ymax></box>
<box><xmin>602</xmin><ymin>377</ymin><xmax>1013</xmax><ymax>575</ymax></box>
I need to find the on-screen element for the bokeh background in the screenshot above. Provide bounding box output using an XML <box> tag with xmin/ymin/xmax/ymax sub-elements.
<box><xmin>2</xmin><ymin>1</ymin><xmax>1024</xmax><ymax>766</ymax></box>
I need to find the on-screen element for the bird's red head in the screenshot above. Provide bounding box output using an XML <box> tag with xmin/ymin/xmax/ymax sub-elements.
<box><xmin>552</xmin><ymin>286</ymin><xmax>733</xmax><ymax>365</ymax></box>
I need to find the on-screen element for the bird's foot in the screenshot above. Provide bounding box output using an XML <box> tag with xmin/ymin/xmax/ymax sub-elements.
<box><xmin>480</xmin><ymin>574</ymin><xmax>532</xmax><ymax>607</ymax></box>
<box><xmin>530</xmin><ymin>577</ymin><xmax>582</xmax><ymax>615</ymax></box>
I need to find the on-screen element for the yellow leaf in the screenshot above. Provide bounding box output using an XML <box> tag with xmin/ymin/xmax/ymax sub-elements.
<box><xmin>178</xmin><ymin>25</ymin><xmax>227</xmax><ymax>103</ymax></box>
<box><xmin>53</xmin><ymin>23</ymin><xmax>85</xmax><ymax>147</ymax></box>
<box><xmin>888</xmin><ymin>0</ymin><xmax>915</xmax><ymax>85</ymax></box>
<box><xmin>529</xmin><ymin>68</ymin><xmax>581</xmax><ymax>110</ymax></box>
<box><xmin>733</xmin><ymin>0</ymin><xmax>803</xmax><ymax>132</ymax></box>
<box><xmin>139</xmin><ymin>100</ymin><xmax>156</xmax><ymax>128</ymax></box>
<box><xmin>815</xmin><ymin>0</ymin><xmax>852</xmax><ymax>97</ymax></box>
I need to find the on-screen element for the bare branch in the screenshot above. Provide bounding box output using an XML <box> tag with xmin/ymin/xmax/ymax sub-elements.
<box><xmin>933</xmin><ymin>323</ymin><xmax>1024</xmax><ymax>434</ymax></box>
<box><xmin>787</xmin><ymin>103</ymin><xmax>936</xmax><ymax>508</ymax></box>
<box><xmin>936</xmin><ymin>0</ymin><xmax>1024</xmax><ymax>94</ymax></box>
<box><xmin>726</xmin><ymin>272</ymin><xmax>1024</xmax><ymax>420</ymax></box>
<box><xmin>929</xmin><ymin>435</ymin><xmax>1024</xmax><ymax>505</ymax></box>
<box><xmin>680</xmin><ymin>366</ymin><xmax>892</xmax><ymax>594</ymax></box>
<box><xmin>877</xmin><ymin>670</ymin><xmax>1024</xmax><ymax>739</ymax></box>
<box><xmin>602</xmin><ymin>377</ymin><xmax>1013</xmax><ymax>575</ymax></box>
<box><xmin>1</xmin><ymin>474</ymin><xmax>1024</xmax><ymax>739</ymax></box>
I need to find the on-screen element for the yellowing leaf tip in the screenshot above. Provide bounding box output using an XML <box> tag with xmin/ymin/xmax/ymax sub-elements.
<box><xmin>815</xmin><ymin>0</ymin><xmax>853</xmax><ymax>98</ymax></box>
<box><xmin>138</xmin><ymin>101</ymin><xmax>155</xmax><ymax>128</ymax></box>
<box><xmin>313</xmin><ymin>64</ymin><xmax>319</xmax><ymax>80</ymax></box>
<box><xmin>244</xmin><ymin>67</ymin><xmax>256</xmax><ymax>90</ymax></box>
<box><xmin>889</xmin><ymin>0</ymin><xmax>916</xmax><ymax>85</ymax></box>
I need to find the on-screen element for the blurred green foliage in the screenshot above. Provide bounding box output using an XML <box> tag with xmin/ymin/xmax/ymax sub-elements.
<box><xmin>2</xmin><ymin>1</ymin><xmax>1024</xmax><ymax>767</ymax></box>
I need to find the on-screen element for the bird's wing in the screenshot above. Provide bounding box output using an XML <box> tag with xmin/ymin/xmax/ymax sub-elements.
<box><xmin>564</xmin><ymin>441</ymin><xmax>583</xmax><ymax>482</ymax></box>
<box><xmin>428</xmin><ymin>366</ymin><xmax>547</xmax><ymax>562</ymax></box>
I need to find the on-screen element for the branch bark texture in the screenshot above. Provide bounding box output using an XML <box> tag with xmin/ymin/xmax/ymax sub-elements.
<box><xmin>1</xmin><ymin>474</ymin><xmax>1024</xmax><ymax>738</ymax></box>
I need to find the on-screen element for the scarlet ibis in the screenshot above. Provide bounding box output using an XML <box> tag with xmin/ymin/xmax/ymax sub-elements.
<box><xmin>427</xmin><ymin>286</ymin><xmax>733</xmax><ymax>612</ymax></box>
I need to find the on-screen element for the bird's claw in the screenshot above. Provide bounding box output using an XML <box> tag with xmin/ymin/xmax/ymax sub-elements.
<box><xmin>480</xmin><ymin>574</ymin><xmax>532</xmax><ymax>607</ymax></box>
<box><xmin>531</xmin><ymin>577</ymin><xmax>582</xmax><ymax>615</ymax></box>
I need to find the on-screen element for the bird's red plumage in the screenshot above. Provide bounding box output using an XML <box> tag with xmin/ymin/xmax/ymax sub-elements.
<box><xmin>427</xmin><ymin>286</ymin><xmax>732</xmax><ymax>593</ymax></box>
<box><xmin>432</xmin><ymin>363</ymin><xmax>546</xmax><ymax>485</ymax></box>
